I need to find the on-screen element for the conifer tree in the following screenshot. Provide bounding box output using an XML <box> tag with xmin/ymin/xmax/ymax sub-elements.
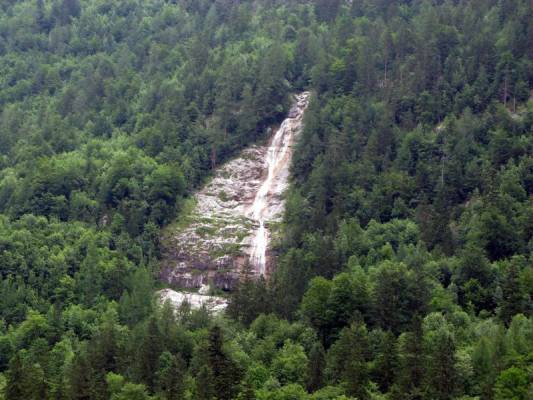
<box><xmin>425</xmin><ymin>326</ymin><xmax>457</xmax><ymax>400</ymax></box>
<box><xmin>196</xmin><ymin>365</ymin><xmax>215</xmax><ymax>400</ymax></box>
<box><xmin>372</xmin><ymin>330</ymin><xmax>398</xmax><ymax>392</ymax></box>
<box><xmin>392</xmin><ymin>316</ymin><xmax>425</xmax><ymax>400</ymax></box>
<box><xmin>138</xmin><ymin>315</ymin><xmax>163</xmax><ymax>391</ymax></box>
<box><xmin>499</xmin><ymin>263</ymin><xmax>524</xmax><ymax>325</ymax></box>
<box><xmin>327</xmin><ymin>323</ymin><xmax>370</xmax><ymax>400</ymax></box>
<box><xmin>207</xmin><ymin>326</ymin><xmax>243</xmax><ymax>400</ymax></box>
<box><xmin>307</xmin><ymin>342</ymin><xmax>326</xmax><ymax>392</ymax></box>
<box><xmin>156</xmin><ymin>352</ymin><xmax>186</xmax><ymax>400</ymax></box>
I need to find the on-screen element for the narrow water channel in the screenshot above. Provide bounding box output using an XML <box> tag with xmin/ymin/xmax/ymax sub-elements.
<box><xmin>248</xmin><ymin>92</ymin><xmax>310</xmax><ymax>275</ymax></box>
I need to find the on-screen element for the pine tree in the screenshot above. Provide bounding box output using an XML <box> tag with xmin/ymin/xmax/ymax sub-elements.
<box><xmin>196</xmin><ymin>365</ymin><xmax>215</xmax><ymax>400</ymax></box>
<box><xmin>307</xmin><ymin>342</ymin><xmax>326</xmax><ymax>392</ymax></box>
<box><xmin>5</xmin><ymin>352</ymin><xmax>27</xmax><ymax>400</ymax></box>
<box><xmin>138</xmin><ymin>315</ymin><xmax>163</xmax><ymax>391</ymax></box>
<box><xmin>227</xmin><ymin>266</ymin><xmax>270</xmax><ymax>326</ymax></box>
<box><xmin>237</xmin><ymin>84</ymin><xmax>259</xmax><ymax>142</ymax></box>
<box><xmin>237</xmin><ymin>380</ymin><xmax>256</xmax><ymax>400</ymax></box>
<box><xmin>327</xmin><ymin>323</ymin><xmax>370</xmax><ymax>400</ymax></box>
<box><xmin>372</xmin><ymin>331</ymin><xmax>398</xmax><ymax>392</ymax></box>
<box><xmin>254</xmin><ymin>43</ymin><xmax>289</xmax><ymax>124</ymax></box>
<box><xmin>371</xmin><ymin>261</ymin><xmax>411</xmax><ymax>334</ymax></box>
<box><xmin>59</xmin><ymin>0</ymin><xmax>81</xmax><ymax>24</ymax></box>
<box><xmin>499</xmin><ymin>263</ymin><xmax>524</xmax><ymax>325</ymax></box>
<box><xmin>35</xmin><ymin>0</ymin><xmax>48</xmax><ymax>31</ymax></box>
<box><xmin>425</xmin><ymin>327</ymin><xmax>457</xmax><ymax>400</ymax></box>
<box><xmin>314</xmin><ymin>0</ymin><xmax>341</xmax><ymax>22</ymax></box>
<box><xmin>157</xmin><ymin>352</ymin><xmax>186</xmax><ymax>400</ymax></box>
<box><xmin>207</xmin><ymin>326</ymin><xmax>243</xmax><ymax>400</ymax></box>
<box><xmin>392</xmin><ymin>316</ymin><xmax>425</xmax><ymax>400</ymax></box>
<box><xmin>68</xmin><ymin>348</ymin><xmax>93</xmax><ymax>400</ymax></box>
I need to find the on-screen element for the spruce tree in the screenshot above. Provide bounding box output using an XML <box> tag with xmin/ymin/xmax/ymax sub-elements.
<box><xmin>392</xmin><ymin>316</ymin><xmax>425</xmax><ymax>400</ymax></box>
<box><xmin>425</xmin><ymin>327</ymin><xmax>457</xmax><ymax>400</ymax></box>
<box><xmin>372</xmin><ymin>331</ymin><xmax>398</xmax><ymax>392</ymax></box>
<box><xmin>307</xmin><ymin>342</ymin><xmax>326</xmax><ymax>392</ymax></box>
<box><xmin>157</xmin><ymin>352</ymin><xmax>186</xmax><ymax>400</ymax></box>
<box><xmin>138</xmin><ymin>315</ymin><xmax>163</xmax><ymax>391</ymax></box>
<box><xmin>499</xmin><ymin>263</ymin><xmax>524</xmax><ymax>325</ymax></box>
<box><xmin>327</xmin><ymin>323</ymin><xmax>370</xmax><ymax>400</ymax></box>
<box><xmin>196</xmin><ymin>365</ymin><xmax>215</xmax><ymax>400</ymax></box>
<box><xmin>207</xmin><ymin>326</ymin><xmax>243</xmax><ymax>400</ymax></box>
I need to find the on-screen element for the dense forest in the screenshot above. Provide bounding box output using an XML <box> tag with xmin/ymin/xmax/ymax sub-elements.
<box><xmin>0</xmin><ymin>0</ymin><xmax>532</xmax><ymax>399</ymax></box>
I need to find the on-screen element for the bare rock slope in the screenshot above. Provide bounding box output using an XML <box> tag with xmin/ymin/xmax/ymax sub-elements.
<box><xmin>160</xmin><ymin>92</ymin><xmax>310</xmax><ymax>291</ymax></box>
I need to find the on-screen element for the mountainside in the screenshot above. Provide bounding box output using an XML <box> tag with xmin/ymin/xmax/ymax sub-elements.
<box><xmin>0</xmin><ymin>1</ymin><xmax>532</xmax><ymax>400</ymax></box>
<box><xmin>160</xmin><ymin>92</ymin><xmax>309</xmax><ymax>291</ymax></box>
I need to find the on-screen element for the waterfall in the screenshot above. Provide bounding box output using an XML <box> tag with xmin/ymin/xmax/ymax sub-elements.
<box><xmin>248</xmin><ymin>92</ymin><xmax>310</xmax><ymax>275</ymax></box>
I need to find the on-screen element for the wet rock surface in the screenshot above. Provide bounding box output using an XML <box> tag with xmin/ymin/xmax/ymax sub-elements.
<box><xmin>160</xmin><ymin>92</ymin><xmax>310</xmax><ymax>290</ymax></box>
<box><xmin>158</xmin><ymin>288</ymin><xmax>228</xmax><ymax>313</ymax></box>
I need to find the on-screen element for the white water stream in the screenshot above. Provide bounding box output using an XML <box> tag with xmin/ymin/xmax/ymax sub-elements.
<box><xmin>248</xmin><ymin>92</ymin><xmax>310</xmax><ymax>275</ymax></box>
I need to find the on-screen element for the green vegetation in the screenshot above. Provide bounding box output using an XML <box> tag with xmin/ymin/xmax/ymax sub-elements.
<box><xmin>0</xmin><ymin>0</ymin><xmax>532</xmax><ymax>399</ymax></box>
<box><xmin>218</xmin><ymin>190</ymin><xmax>230</xmax><ymax>202</ymax></box>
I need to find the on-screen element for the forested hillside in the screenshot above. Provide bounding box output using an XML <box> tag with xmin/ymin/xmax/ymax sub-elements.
<box><xmin>0</xmin><ymin>0</ymin><xmax>532</xmax><ymax>399</ymax></box>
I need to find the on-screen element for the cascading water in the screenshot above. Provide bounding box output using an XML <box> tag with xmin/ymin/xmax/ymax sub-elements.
<box><xmin>161</xmin><ymin>92</ymin><xmax>310</xmax><ymax>292</ymax></box>
<box><xmin>248</xmin><ymin>92</ymin><xmax>310</xmax><ymax>275</ymax></box>
<box><xmin>158</xmin><ymin>93</ymin><xmax>309</xmax><ymax>309</ymax></box>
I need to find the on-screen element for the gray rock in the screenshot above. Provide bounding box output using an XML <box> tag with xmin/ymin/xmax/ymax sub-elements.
<box><xmin>160</xmin><ymin>92</ymin><xmax>311</xmax><ymax>291</ymax></box>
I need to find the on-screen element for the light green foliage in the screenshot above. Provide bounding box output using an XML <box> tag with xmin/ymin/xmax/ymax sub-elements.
<box><xmin>301</xmin><ymin>277</ymin><xmax>332</xmax><ymax>338</ymax></box>
<box><xmin>494</xmin><ymin>367</ymin><xmax>529</xmax><ymax>400</ymax></box>
<box><xmin>258</xmin><ymin>384</ymin><xmax>309</xmax><ymax>400</ymax></box>
<box><xmin>309</xmin><ymin>386</ymin><xmax>347</xmax><ymax>400</ymax></box>
<box><xmin>112</xmin><ymin>382</ymin><xmax>152</xmax><ymax>400</ymax></box>
<box><xmin>326</xmin><ymin>323</ymin><xmax>370</xmax><ymax>399</ymax></box>
<box><xmin>0</xmin><ymin>1</ymin><xmax>532</xmax><ymax>400</ymax></box>
<box><xmin>272</xmin><ymin>340</ymin><xmax>309</xmax><ymax>386</ymax></box>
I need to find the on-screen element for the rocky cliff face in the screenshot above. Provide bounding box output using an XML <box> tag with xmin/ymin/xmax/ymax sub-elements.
<box><xmin>158</xmin><ymin>287</ymin><xmax>228</xmax><ymax>313</ymax></box>
<box><xmin>160</xmin><ymin>92</ymin><xmax>310</xmax><ymax>291</ymax></box>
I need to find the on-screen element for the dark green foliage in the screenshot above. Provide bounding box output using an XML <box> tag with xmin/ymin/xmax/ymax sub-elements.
<box><xmin>499</xmin><ymin>262</ymin><xmax>526</xmax><ymax>325</ymax></box>
<box><xmin>0</xmin><ymin>1</ymin><xmax>532</xmax><ymax>399</ymax></box>
<box><xmin>5</xmin><ymin>351</ymin><xmax>46</xmax><ymax>400</ymax></box>
<box><xmin>494</xmin><ymin>366</ymin><xmax>530</xmax><ymax>400</ymax></box>
<box><xmin>371</xmin><ymin>262</ymin><xmax>414</xmax><ymax>334</ymax></box>
<box><xmin>207</xmin><ymin>326</ymin><xmax>243</xmax><ymax>400</ymax></box>
<box><xmin>68</xmin><ymin>346</ymin><xmax>93</xmax><ymax>400</ymax></box>
<box><xmin>227</xmin><ymin>274</ymin><xmax>271</xmax><ymax>326</ymax></box>
<box><xmin>156</xmin><ymin>352</ymin><xmax>186</xmax><ymax>400</ymax></box>
<box><xmin>371</xmin><ymin>330</ymin><xmax>397</xmax><ymax>392</ymax></box>
<box><xmin>138</xmin><ymin>316</ymin><xmax>163</xmax><ymax>391</ymax></box>
<box><xmin>424</xmin><ymin>319</ymin><xmax>457</xmax><ymax>400</ymax></box>
<box><xmin>307</xmin><ymin>342</ymin><xmax>326</xmax><ymax>392</ymax></box>
<box><xmin>326</xmin><ymin>323</ymin><xmax>370</xmax><ymax>399</ymax></box>
<box><xmin>392</xmin><ymin>317</ymin><xmax>425</xmax><ymax>400</ymax></box>
<box><xmin>195</xmin><ymin>365</ymin><xmax>216</xmax><ymax>400</ymax></box>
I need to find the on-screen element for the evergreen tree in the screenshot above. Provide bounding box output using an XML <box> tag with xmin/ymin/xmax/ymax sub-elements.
<box><xmin>424</xmin><ymin>325</ymin><xmax>457</xmax><ymax>400</ymax></box>
<box><xmin>5</xmin><ymin>352</ymin><xmax>28</xmax><ymax>400</ymax></box>
<box><xmin>371</xmin><ymin>261</ymin><xmax>411</xmax><ymax>334</ymax></box>
<box><xmin>499</xmin><ymin>263</ymin><xmax>525</xmax><ymax>325</ymax></box>
<box><xmin>196</xmin><ymin>365</ymin><xmax>215</xmax><ymax>400</ymax></box>
<box><xmin>156</xmin><ymin>352</ymin><xmax>186</xmax><ymax>400</ymax></box>
<box><xmin>237</xmin><ymin>380</ymin><xmax>256</xmax><ymax>400</ymax></box>
<box><xmin>372</xmin><ymin>330</ymin><xmax>398</xmax><ymax>392</ymax></box>
<box><xmin>207</xmin><ymin>326</ymin><xmax>243</xmax><ymax>400</ymax></box>
<box><xmin>68</xmin><ymin>347</ymin><xmax>93</xmax><ymax>400</ymax></box>
<box><xmin>327</xmin><ymin>323</ymin><xmax>370</xmax><ymax>400</ymax></box>
<box><xmin>138</xmin><ymin>315</ymin><xmax>163</xmax><ymax>391</ymax></box>
<box><xmin>392</xmin><ymin>317</ymin><xmax>425</xmax><ymax>400</ymax></box>
<box><xmin>307</xmin><ymin>342</ymin><xmax>326</xmax><ymax>392</ymax></box>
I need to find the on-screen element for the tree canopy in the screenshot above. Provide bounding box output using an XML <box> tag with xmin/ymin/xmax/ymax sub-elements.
<box><xmin>0</xmin><ymin>0</ymin><xmax>532</xmax><ymax>399</ymax></box>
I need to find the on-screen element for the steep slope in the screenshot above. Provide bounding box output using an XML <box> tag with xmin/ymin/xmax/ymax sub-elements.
<box><xmin>160</xmin><ymin>92</ymin><xmax>310</xmax><ymax>290</ymax></box>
